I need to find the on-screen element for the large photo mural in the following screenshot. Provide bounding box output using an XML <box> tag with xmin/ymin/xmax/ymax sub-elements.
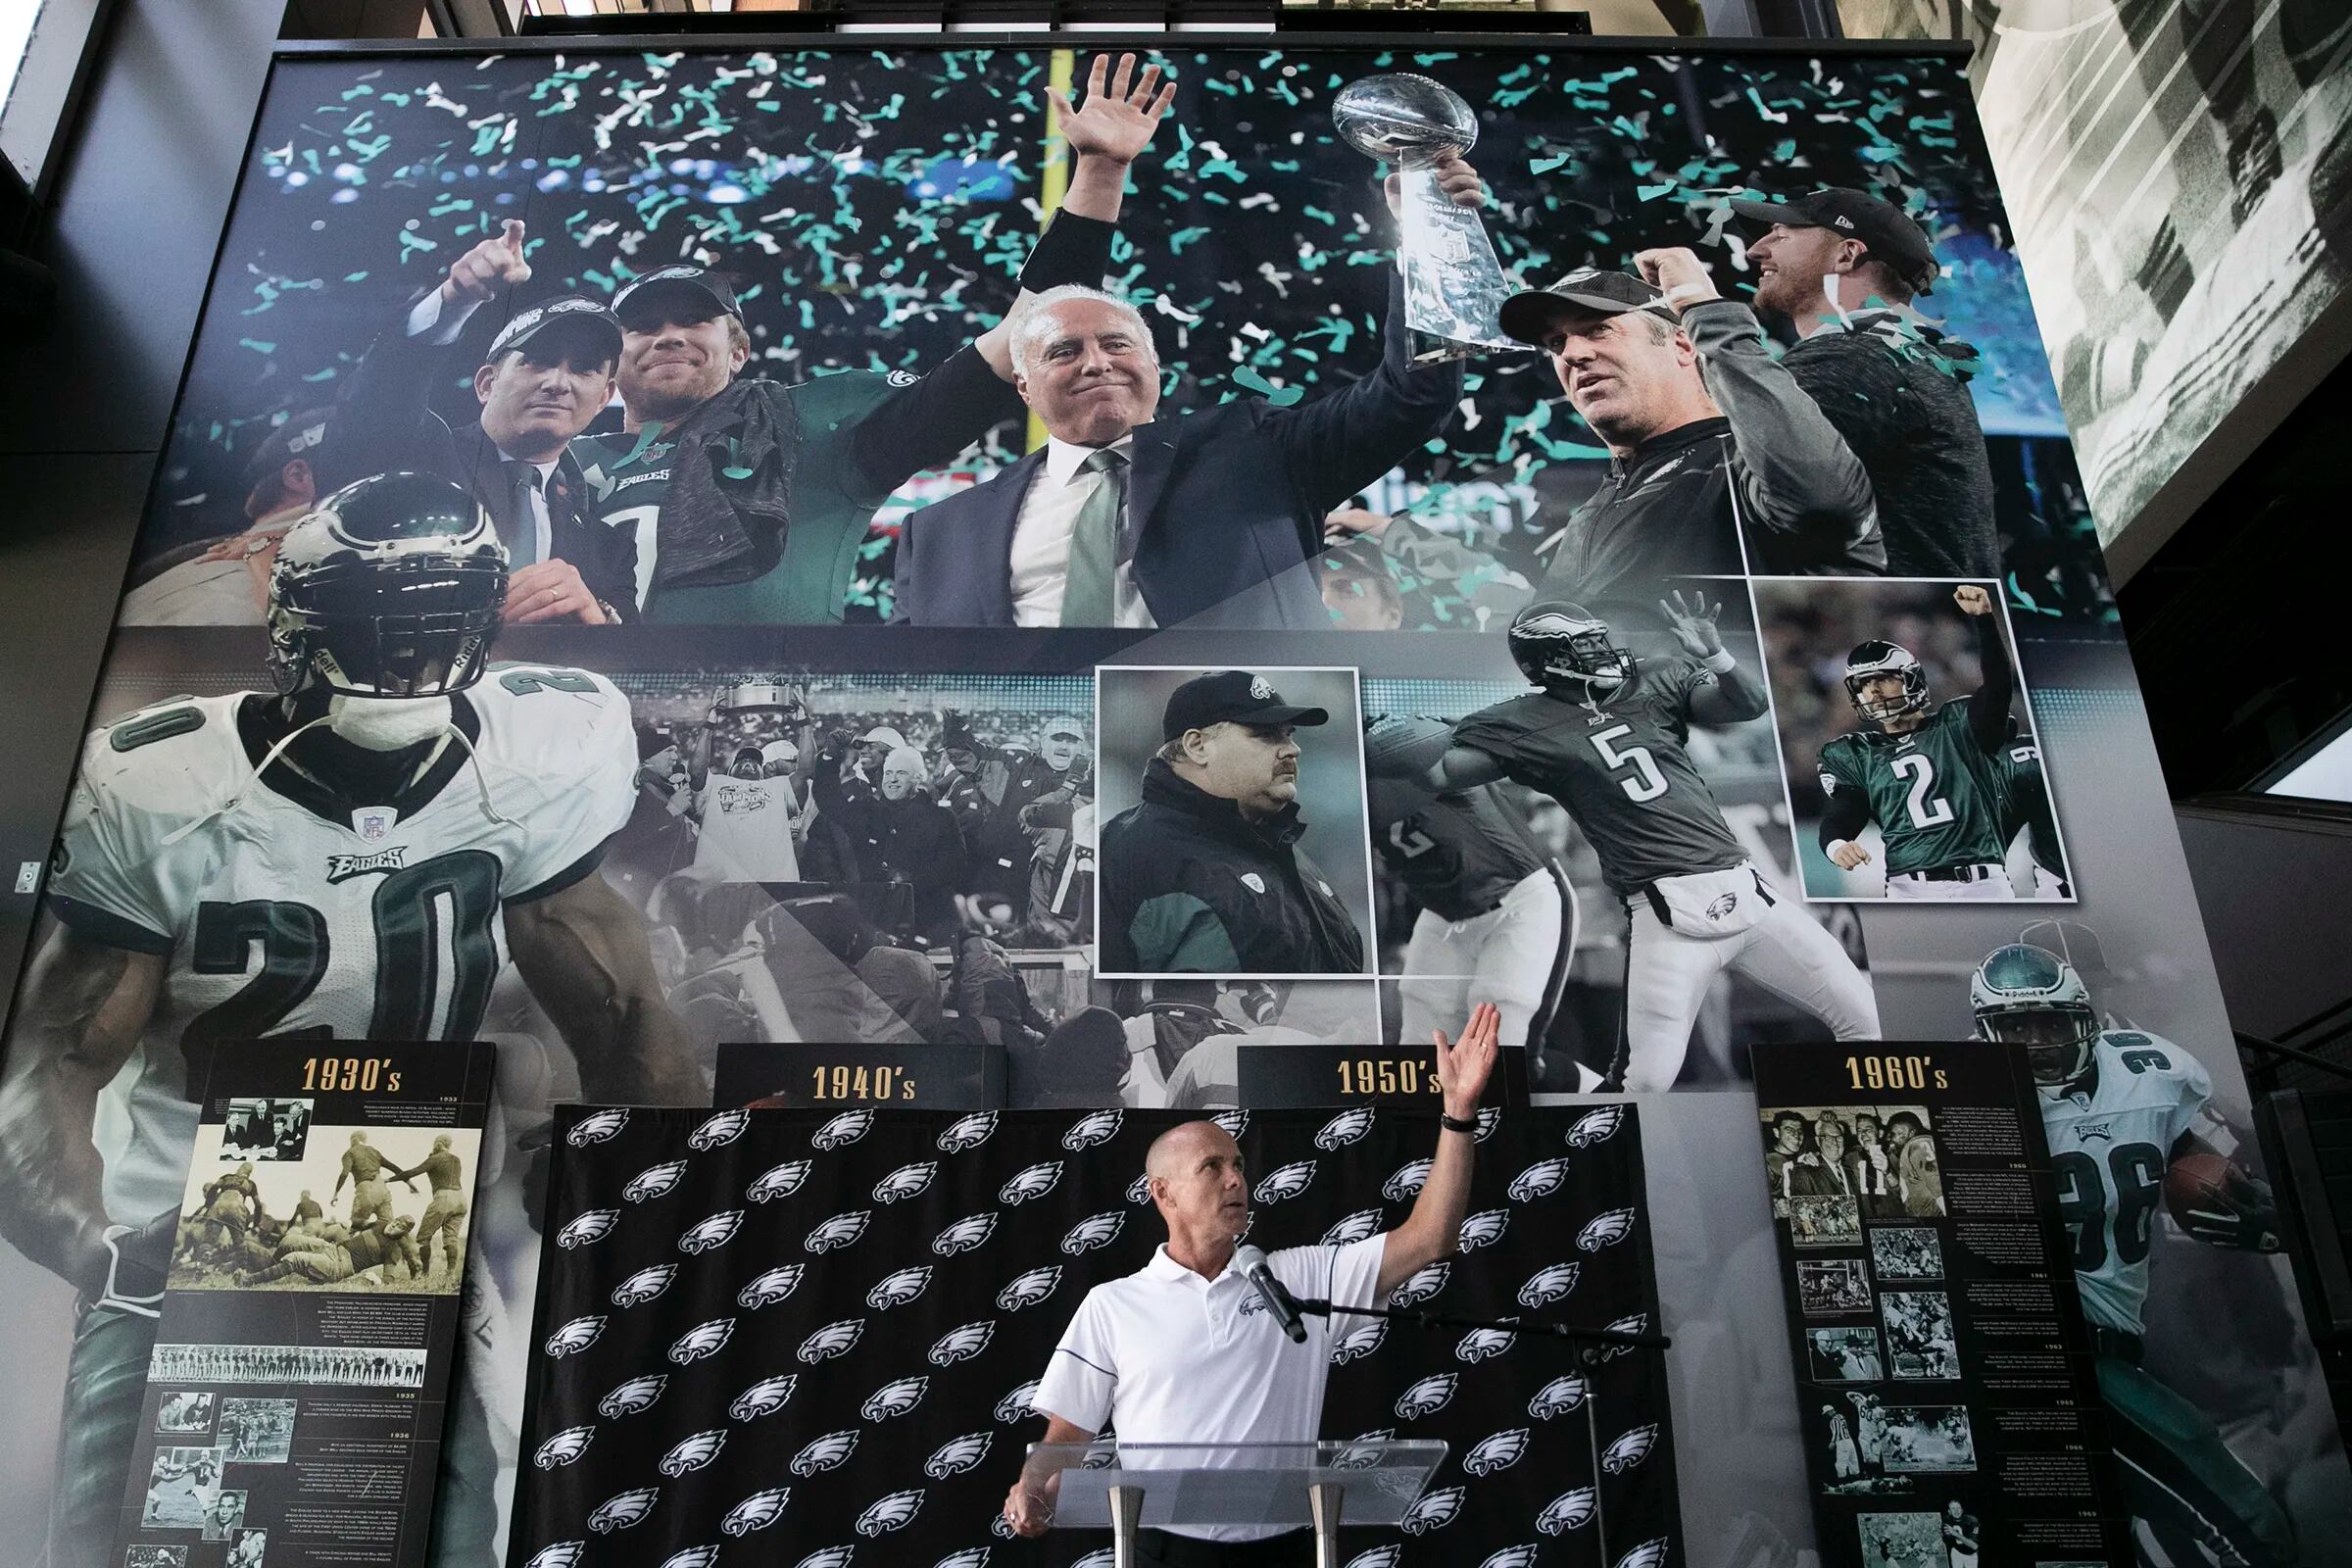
<box><xmin>0</xmin><ymin>34</ymin><xmax>2341</xmax><ymax>1568</ymax></box>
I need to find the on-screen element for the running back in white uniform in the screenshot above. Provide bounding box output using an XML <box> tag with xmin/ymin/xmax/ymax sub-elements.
<box><xmin>2038</xmin><ymin>1030</ymin><xmax>2210</xmax><ymax>1336</ymax></box>
<box><xmin>47</xmin><ymin>664</ymin><xmax>635</xmax><ymax>1230</ymax></box>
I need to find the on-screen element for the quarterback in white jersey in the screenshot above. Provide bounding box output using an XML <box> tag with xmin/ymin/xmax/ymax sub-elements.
<box><xmin>0</xmin><ymin>473</ymin><xmax>699</xmax><ymax>1568</ymax></box>
<box><xmin>1971</xmin><ymin>943</ymin><xmax>2297</xmax><ymax>1567</ymax></box>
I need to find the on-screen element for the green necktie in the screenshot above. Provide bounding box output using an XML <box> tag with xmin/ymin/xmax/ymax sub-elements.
<box><xmin>1058</xmin><ymin>446</ymin><xmax>1127</xmax><ymax>628</ymax></box>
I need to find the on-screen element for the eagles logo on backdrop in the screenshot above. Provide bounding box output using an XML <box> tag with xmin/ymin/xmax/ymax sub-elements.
<box><xmin>512</xmin><ymin>1104</ymin><xmax>1681</xmax><ymax>1568</ymax></box>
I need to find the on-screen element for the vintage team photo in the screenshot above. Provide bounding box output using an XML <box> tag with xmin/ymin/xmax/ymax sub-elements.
<box><xmin>168</xmin><ymin>1121</ymin><xmax>478</xmax><ymax>1294</ymax></box>
<box><xmin>1754</xmin><ymin>577</ymin><xmax>2073</xmax><ymax>904</ymax></box>
<box><xmin>1094</xmin><ymin>665</ymin><xmax>1377</xmax><ymax>981</ymax></box>
<box><xmin>1761</xmin><ymin>1104</ymin><xmax>1946</xmax><ymax>1220</ymax></box>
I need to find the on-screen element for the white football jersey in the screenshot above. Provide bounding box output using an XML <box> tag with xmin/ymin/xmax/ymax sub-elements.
<box><xmin>2038</xmin><ymin>1030</ymin><xmax>2211</xmax><ymax>1335</ymax></box>
<box><xmin>49</xmin><ymin>664</ymin><xmax>636</xmax><ymax>1227</ymax></box>
<box><xmin>693</xmin><ymin>774</ymin><xmax>803</xmax><ymax>882</ymax></box>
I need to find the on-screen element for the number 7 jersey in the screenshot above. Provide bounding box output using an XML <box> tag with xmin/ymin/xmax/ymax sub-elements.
<box><xmin>1453</xmin><ymin>660</ymin><xmax>1750</xmax><ymax>899</ymax></box>
<box><xmin>2041</xmin><ymin>1031</ymin><xmax>2212</xmax><ymax>1336</ymax></box>
<box><xmin>47</xmin><ymin>664</ymin><xmax>637</xmax><ymax>1230</ymax></box>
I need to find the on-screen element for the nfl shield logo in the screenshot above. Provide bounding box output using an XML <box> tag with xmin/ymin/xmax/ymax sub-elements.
<box><xmin>355</xmin><ymin>809</ymin><xmax>394</xmax><ymax>842</ymax></box>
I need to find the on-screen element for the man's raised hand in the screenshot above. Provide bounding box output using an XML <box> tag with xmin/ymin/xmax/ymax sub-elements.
<box><xmin>1050</xmin><ymin>53</ymin><xmax>1176</xmax><ymax>168</ymax></box>
<box><xmin>1952</xmin><ymin>584</ymin><xmax>1993</xmax><ymax>617</ymax></box>
<box><xmin>1633</xmin><ymin>246</ymin><xmax>1718</xmax><ymax>308</ymax></box>
<box><xmin>442</xmin><ymin>219</ymin><xmax>531</xmax><ymax>306</ymax></box>
<box><xmin>1659</xmin><ymin>590</ymin><xmax>1727</xmax><ymax>661</ymax></box>
<box><xmin>1434</xmin><ymin>1002</ymin><xmax>1500</xmax><ymax>1119</ymax></box>
<box><xmin>1384</xmin><ymin>152</ymin><xmax>1487</xmax><ymax>222</ymax></box>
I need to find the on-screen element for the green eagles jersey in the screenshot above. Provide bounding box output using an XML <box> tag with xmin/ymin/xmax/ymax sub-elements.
<box><xmin>572</xmin><ymin>369</ymin><xmax>912</xmax><ymax>625</ymax></box>
<box><xmin>1454</xmin><ymin>662</ymin><xmax>1747</xmax><ymax>898</ymax></box>
<box><xmin>1819</xmin><ymin>701</ymin><xmax>2010</xmax><ymax>874</ymax></box>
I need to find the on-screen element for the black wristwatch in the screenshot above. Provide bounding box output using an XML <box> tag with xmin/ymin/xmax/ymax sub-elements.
<box><xmin>1440</xmin><ymin>1112</ymin><xmax>1480</xmax><ymax>1135</ymax></box>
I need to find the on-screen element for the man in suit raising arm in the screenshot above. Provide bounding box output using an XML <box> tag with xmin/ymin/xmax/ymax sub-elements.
<box><xmin>892</xmin><ymin>158</ymin><xmax>1484</xmax><ymax>631</ymax></box>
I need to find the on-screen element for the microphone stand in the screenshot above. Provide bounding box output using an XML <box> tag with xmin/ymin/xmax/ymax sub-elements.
<box><xmin>1291</xmin><ymin>1296</ymin><xmax>1671</xmax><ymax>1568</ymax></box>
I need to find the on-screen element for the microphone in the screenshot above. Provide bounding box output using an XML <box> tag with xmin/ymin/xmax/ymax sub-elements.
<box><xmin>1233</xmin><ymin>1244</ymin><xmax>1307</xmax><ymax>1344</ymax></box>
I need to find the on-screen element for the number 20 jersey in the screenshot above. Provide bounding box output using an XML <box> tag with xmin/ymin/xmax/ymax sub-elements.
<box><xmin>2040</xmin><ymin>1031</ymin><xmax>2211</xmax><ymax>1336</ymax></box>
<box><xmin>1452</xmin><ymin>661</ymin><xmax>1748</xmax><ymax>899</ymax></box>
<box><xmin>47</xmin><ymin>665</ymin><xmax>636</xmax><ymax>1230</ymax></box>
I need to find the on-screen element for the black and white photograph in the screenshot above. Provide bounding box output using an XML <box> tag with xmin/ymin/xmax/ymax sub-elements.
<box><xmin>220</xmin><ymin>1099</ymin><xmax>313</xmax><ymax>1162</ymax></box>
<box><xmin>1856</xmin><ymin>1510</ymin><xmax>1947</xmax><ymax>1568</ymax></box>
<box><xmin>1762</xmin><ymin>1104</ymin><xmax>1945</xmax><ymax>1221</ymax></box>
<box><xmin>1880</xmin><ymin>1406</ymin><xmax>1980</xmax><ymax>1474</ymax></box>
<box><xmin>1798</xmin><ymin>1258</ymin><xmax>1877</xmax><ymax>1316</ymax></box>
<box><xmin>169</xmin><ymin>1122</ymin><xmax>479</xmax><ymax>1295</ymax></box>
<box><xmin>1871</xmin><ymin>1227</ymin><xmax>1945</xmax><ymax>1283</ymax></box>
<box><xmin>1095</xmin><ymin>666</ymin><xmax>1376</xmax><ymax>981</ymax></box>
<box><xmin>138</xmin><ymin>1446</ymin><xmax>223</xmax><ymax>1530</ymax></box>
<box><xmin>200</xmin><ymin>1491</ymin><xmax>248</xmax><ymax>1543</ymax></box>
<box><xmin>155</xmin><ymin>1392</ymin><xmax>216</xmax><ymax>1435</ymax></box>
<box><xmin>145</xmin><ymin>1345</ymin><xmax>427</xmax><ymax>1390</ymax></box>
<box><xmin>1792</xmin><ymin>1195</ymin><xmax>1865</xmax><ymax>1248</ymax></box>
<box><xmin>1755</xmin><ymin>578</ymin><xmax>2071</xmax><ymax>904</ymax></box>
<box><xmin>1880</xmin><ymin>1292</ymin><xmax>1960</xmax><ymax>1380</ymax></box>
<box><xmin>1808</xmin><ymin>1327</ymin><xmax>1888</xmax><ymax>1384</ymax></box>
<box><xmin>219</xmin><ymin>1399</ymin><xmax>296</xmax><ymax>1464</ymax></box>
<box><xmin>123</xmin><ymin>1548</ymin><xmax>187</xmax><ymax>1568</ymax></box>
<box><xmin>225</xmin><ymin>1529</ymin><xmax>269</xmax><ymax>1568</ymax></box>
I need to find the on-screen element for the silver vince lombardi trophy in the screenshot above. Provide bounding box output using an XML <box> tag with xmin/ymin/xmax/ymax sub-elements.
<box><xmin>1333</xmin><ymin>72</ymin><xmax>1520</xmax><ymax>362</ymax></box>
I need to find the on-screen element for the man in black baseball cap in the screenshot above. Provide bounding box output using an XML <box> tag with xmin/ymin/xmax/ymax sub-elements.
<box><xmin>1735</xmin><ymin>188</ymin><xmax>1998</xmax><ymax>580</ymax></box>
<box><xmin>331</xmin><ymin>218</ymin><xmax>639</xmax><ymax>622</ymax></box>
<box><xmin>1490</xmin><ymin>246</ymin><xmax>1883</xmax><ymax>599</ymax></box>
<box><xmin>1101</xmin><ymin>670</ymin><xmax>1366</xmax><ymax>977</ymax></box>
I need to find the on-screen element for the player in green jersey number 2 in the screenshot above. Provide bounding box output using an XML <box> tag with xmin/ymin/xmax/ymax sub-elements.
<box><xmin>1973</xmin><ymin>942</ymin><xmax>2298</xmax><ymax>1567</ymax></box>
<box><xmin>1819</xmin><ymin>583</ymin><xmax>2038</xmax><ymax>899</ymax></box>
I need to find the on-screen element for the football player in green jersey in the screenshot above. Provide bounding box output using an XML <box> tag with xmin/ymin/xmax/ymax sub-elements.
<box><xmin>1818</xmin><ymin>584</ymin><xmax>2030</xmax><ymax>899</ymax></box>
<box><xmin>1973</xmin><ymin>943</ymin><xmax>2297</xmax><ymax>1567</ymax></box>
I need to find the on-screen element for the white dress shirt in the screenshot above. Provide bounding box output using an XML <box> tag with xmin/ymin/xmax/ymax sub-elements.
<box><xmin>1032</xmin><ymin>1235</ymin><xmax>1387</xmax><ymax>1541</ymax></box>
<box><xmin>1006</xmin><ymin>431</ymin><xmax>1156</xmax><ymax>629</ymax></box>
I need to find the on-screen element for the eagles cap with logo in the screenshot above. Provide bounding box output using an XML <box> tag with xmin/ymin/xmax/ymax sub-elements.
<box><xmin>1497</xmin><ymin>268</ymin><xmax>1675</xmax><ymax>346</ymax></box>
<box><xmin>1160</xmin><ymin>669</ymin><xmax>1331</xmax><ymax>741</ymax></box>
<box><xmin>612</xmin><ymin>264</ymin><xmax>745</xmax><ymax>325</ymax></box>
<box><xmin>1728</xmin><ymin>186</ymin><xmax>1938</xmax><ymax>293</ymax></box>
<box><xmin>486</xmin><ymin>293</ymin><xmax>624</xmax><ymax>365</ymax></box>
<box><xmin>240</xmin><ymin>406</ymin><xmax>338</xmax><ymax>491</ymax></box>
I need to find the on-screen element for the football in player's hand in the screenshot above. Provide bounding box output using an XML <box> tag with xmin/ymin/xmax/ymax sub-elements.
<box><xmin>2163</xmin><ymin>1151</ymin><xmax>2280</xmax><ymax>1250</ymax></box>
<box><xmin>1364</xmin><ymin>713</ymin><xmax>1453</xmax><ymax>781</ymax></box>
<box><xmin>2163</xmin><ymin>1150</ymin><xmax>2234</xmax><ymax>1218</ymax></box>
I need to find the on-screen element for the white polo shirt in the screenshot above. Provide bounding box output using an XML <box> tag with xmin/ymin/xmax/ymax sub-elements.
<box><xmin>1032</xmin><ymin>1234</ymin><xmax>1387</xmax><ymax>1541</ymax></box>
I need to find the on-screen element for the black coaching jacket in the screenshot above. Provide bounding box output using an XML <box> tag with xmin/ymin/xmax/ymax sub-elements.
<box><xmin>1100</xmin><ymin>759</ymin><xmax>1366</xmax><ymax>977</ymax></box>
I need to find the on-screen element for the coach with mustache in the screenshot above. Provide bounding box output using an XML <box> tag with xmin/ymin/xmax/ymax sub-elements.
<box><xmin>1100</xmin><ymin>670</ymin><xmax>1366</xmax><ymax>977</ymax></box>
<box><xmin>1005</xmin><ymin>1004</ymin><xmax>1500</xmax><ymax>1566</ymax></box>
<box><xmin>891</xmin><ymin>158</ymin><xmax>1483</xmax><ymax>630</ymax></box>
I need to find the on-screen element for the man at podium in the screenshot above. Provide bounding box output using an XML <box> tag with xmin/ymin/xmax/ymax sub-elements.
<box><xmin>1004</xmin><ymin>1004</ymin><xmax>1501</xmax><ymax>1564</ymax></box>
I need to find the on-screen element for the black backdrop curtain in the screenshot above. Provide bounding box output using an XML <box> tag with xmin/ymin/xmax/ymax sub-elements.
<box><xmin>510</xmin><ymin>1104</ymin><xmax>1682</xmax><ymax>1568</ymax></box>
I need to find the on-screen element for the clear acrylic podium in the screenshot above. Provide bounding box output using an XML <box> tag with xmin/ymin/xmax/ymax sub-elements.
<box><xmin>1026</xmin><ymin>1439</ymin><xmax>1448</xmax><ymax>1568</ymax></box>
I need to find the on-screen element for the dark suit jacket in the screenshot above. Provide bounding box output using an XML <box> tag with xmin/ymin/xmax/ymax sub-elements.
<box><xmin>893</xmin><ymin>270</ymin><xmax>1460</xmax><ymax>630</ymax></box>
<box><xmin>329</xmin><ymin>300</ymin><xmax>640</xmax><ymax>617</ymax></box>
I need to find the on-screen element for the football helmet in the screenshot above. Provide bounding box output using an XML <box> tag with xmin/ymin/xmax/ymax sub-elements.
<box><xmin>267</xmin><ymin>472</ymin><xmax>506</xmax><ymax>699</ymax></box>
<box><xmin>1509</xmin><ymin>601</ymin><xmax>1636</xmax><ymax>697</ymax></box>
<box><xmin>1843</xmin><ymin>641</ymin><xmax>1930</xmax><ymax>723</ymax></box>
<box><xmin>1970</xmin><ymin>943</ymin><xmax>2100</xmax><ymax>1088</ymax></box>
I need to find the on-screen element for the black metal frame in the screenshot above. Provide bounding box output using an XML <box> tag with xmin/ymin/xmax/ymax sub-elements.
<box><xmin>269</xmin><ymin>29</ymin><xmax>1973</xmax><ymax>59</ymax></box>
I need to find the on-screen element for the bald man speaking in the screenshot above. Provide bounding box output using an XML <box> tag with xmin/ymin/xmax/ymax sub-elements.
<box><xmin>1005</xmin><ymin>1004</ymin><xmax>1500</xmax><ymax>1565</ymax></box>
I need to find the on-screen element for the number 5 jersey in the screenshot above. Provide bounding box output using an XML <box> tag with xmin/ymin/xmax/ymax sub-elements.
<box><xmin>46</xmin><ymin>665</ymin><xmax>636</xmax><ymax>1230</ymax></box>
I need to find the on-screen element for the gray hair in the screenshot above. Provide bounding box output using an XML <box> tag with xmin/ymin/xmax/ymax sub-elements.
<box><xmin>1007</xmin><ymin>284</ymin><xmax>1157</xmax><ymax>377</ymax></box>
